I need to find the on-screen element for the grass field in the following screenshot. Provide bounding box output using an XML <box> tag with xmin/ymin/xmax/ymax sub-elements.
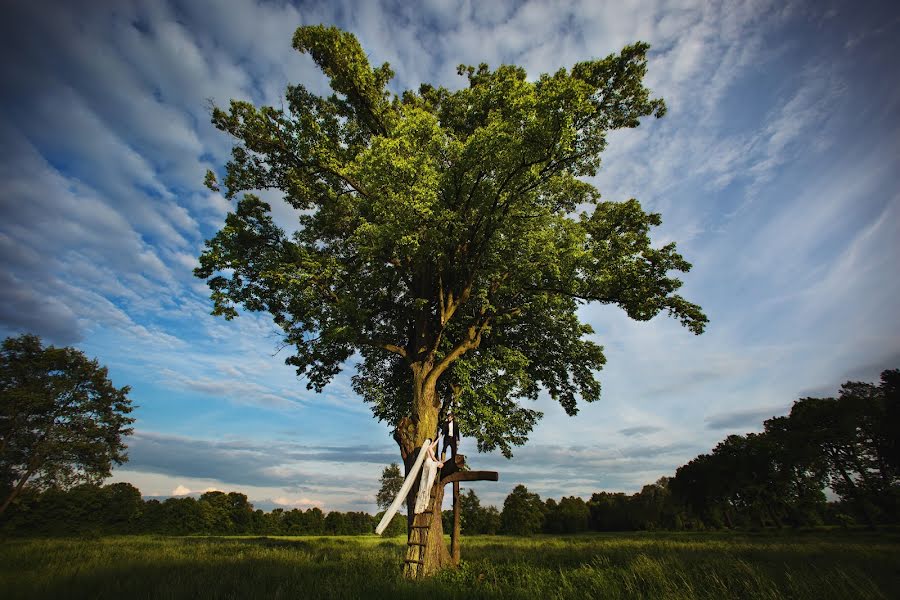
<box><xmin>2</xmin><ymin>531</ymin><xmax>898</xmax><ymax>599</ymax></box>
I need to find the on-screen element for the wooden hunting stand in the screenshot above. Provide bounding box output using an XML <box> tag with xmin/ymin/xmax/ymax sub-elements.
<box><xmin>402</xmin><ymin>451</ymin><xmax>498</xmax><ymax>577</ymax></box>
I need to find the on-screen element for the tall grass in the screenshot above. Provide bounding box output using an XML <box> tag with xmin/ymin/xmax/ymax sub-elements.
<box><xmin>1</xmin><ymin>530</ymin><xmax>896</xmax><ymax>599</ymax></box>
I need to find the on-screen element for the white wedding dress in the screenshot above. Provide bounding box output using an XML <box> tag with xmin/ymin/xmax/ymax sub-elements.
<box><xmin>414</xmin><ymin>455</ymin><xmax>440</xmax><ymax>514</ymax></box>
<box><xmin>375</xmin><ymin>438</ymin><xmax>434</xmax><ymax>535</ymax></box>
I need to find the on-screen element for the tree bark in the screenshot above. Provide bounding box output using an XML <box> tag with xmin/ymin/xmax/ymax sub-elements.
<box><xmin>398</xmin><ymin>367</ymin><xmax>451</xmax><ymax>579</ymax></box>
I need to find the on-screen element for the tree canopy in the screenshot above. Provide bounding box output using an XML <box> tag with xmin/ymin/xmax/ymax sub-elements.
<box><xmin>0</xmin><ymin>334</ymin><xmax>134</xmax><ymax>515</ymax></box>
<box><xmin>197</xmin><ymin>25</ymin><xmax>706</xmax><ymax>460</ymax></box>
<box><xmin>500</xmin><ymin>484</ymin><xmax>545</xmax><ymax>535</ymax></box>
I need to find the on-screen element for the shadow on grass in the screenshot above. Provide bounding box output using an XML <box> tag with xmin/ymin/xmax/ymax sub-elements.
<box><xmin>7</xmin><ymin>560</ymin><xmax>409</xmax><ymax>600</ymax></box>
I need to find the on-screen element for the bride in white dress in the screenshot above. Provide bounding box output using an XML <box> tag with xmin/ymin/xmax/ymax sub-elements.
<box><xmin>414</xmin><ymin>437</ymin><xmax>444</xmax><ymax>514</ymax></box>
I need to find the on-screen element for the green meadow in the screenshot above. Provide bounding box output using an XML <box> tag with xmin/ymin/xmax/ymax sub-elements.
<box><xmin>2</xmin><ymin>531</ymin><xmax>897</xmax><ymax>599</ymax></box>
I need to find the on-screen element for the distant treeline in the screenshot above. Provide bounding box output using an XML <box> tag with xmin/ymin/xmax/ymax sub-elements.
<box><xmin>2</xmin><ymin>370</ymin><xmax>896</xmax><ymax>536</ymax></box>
<box><xmin>0</xmin><ymin>485</ymin><xmax>404</xmax><ymax>537</ymax></box>
<box><xmin>670</xmin><ymin>368</ymin><xmax>898</xmax><ymax>530</ymax></box>
<box><xmin>492</xmin><ymin>369</ymin><xmax>899</xmax><ymax>534</ymax></box>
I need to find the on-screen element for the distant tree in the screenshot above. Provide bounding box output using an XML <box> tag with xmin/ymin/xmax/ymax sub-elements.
<box><xmin>762</xmin><ymin>416</ymin><xmax>827</xmax><ymax>527</ymax></box>
<box><xmin>782</xmin><ymin>369</ymin><xmax>899</xmax><ymax>525</ymax></box>
<box><xmin>251</xmin><ymin>508</ymin><xmax>269</xmax><ymax>534</ymax></box>
<box><xmin>714</xmin><ymin>433</ymin><xmax>792</xmax><ymax>528</ymax></box>
<box><xmin>226</xmin><ymin>491</ymin><xmax>254</xmax><ymax>533</ymax></box>
<box><xmin>881</xmin><ymin>370</ymin><xmax>900</xmax><ymax>478</ymax></box>
<box><xmin>265</xmin><ymin>507</ymin><xmax>286</xmax><ymax>535</ymax></box>
<box><xmin>376</xmin><ymin>462</ymin><xmax>404</xmax><ymax>510</ymax></box>
<box><xmin>501</xmin><ymin>484</ymin><xmax>545</xmax><ymax>535</ymax></box>
<box><xmin>102</xmin><ymin>482</ymin><xmax>143</xmax><ymax>532</ymax></box>
<box><xmin>345</xmin><ymin>511</ymin><xmax>376</xmax><ymax>534</ymax></box>
<box><xmin>376</xmin><ymin>508</ymin><xmax>407</xmax><ymax>536</ymax></box>
<box><xmin>452</xmin><ymin>488</ymin><xmax>500</xmax><ymax>534</ymax></box>
<box><xmin>666</xmin><ymin>372</ymin><xmax>900</xmax><ymax>531</ymax></box>
<box><xmin>161</xmin><ymin>497</ymin><xmax>204</xmax><ymax>534</ymax></box>
<box><xmin>459</xmin><ymin>488</ymin><xmax>484</xmax><ymax>533</ymax></box>
<box><xmin>588</xmin><ymin>491</ymin><xmax>636</xmax><ymax>531</ymax></box>
<box><xmin>305</xmin><ymin>506</ymin><xmax>325</xmax><ymax>534</ymax></box>
<box><xmin>283</xmin><ymin>508</ymin><xmax>306</xmax><ymax>534</ymax></box>
<box><xmin>554</xmin><ymin>496</ymin><xmax>590</xmax><ymax>533</ymax></box>
<box><xmin>0</xmin><ymin>334</ymin><xmax>134</xmax><ymax>515</ymax></box>
<box><xmin>670</xmin><ymin>461</ymin><xmax>711</xmax><ymax>528</ymax></box>
<box><xmin>441</xmin><ymin>506</ymin><xmax>453</xmax><ymax>533</ymax></box>
<box><xmin>282</xmin><ymin>506</ymin><xmax>327</xmax><ymax>535</ymax></box>
<box><xmin>140</xmin><ymin>498</ymin><xmax>164</xmax><ymax>532</ymax></box>
<box><xmin>196</xmin><ymin>25</ymin><xmax>706</xmax><ymax>577</ymax></box>
<box><xmin>196</xmin><ymin>490</ymin><xmax>255</xmax><ymax>533</ymax></box>
<box><xmin>28</xmin><ymin>483</ymin><xmax>105</xmax><ymax>534</ymax></box>
<box><xmin>199</xmin><ymin>491</ymin><xmax>233</xmax><ymax>533</ymax></box>
<box><xmin>634</xmin><ymin>478</ymin><xmax>675</xmax><ymax>530</ymax></box>
<box><xmin>324</xmin><ymin>510</ymin><xmax>348</xmax><ymax>535</ymax></box>
<box><xmin>481</xmin><ymin>505</ymin><xmax>502</xmax><ymax>535</ymax></box>
<box><xmin>543</xmin><ymin>497</ymin><xmax>560</xmax><ymax>532</ymax></box>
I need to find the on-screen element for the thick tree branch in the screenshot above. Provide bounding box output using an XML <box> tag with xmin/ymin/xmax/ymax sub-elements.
<box><xmin>425</xmin><ymin>316</ymin><xmax>491</xmax><ymax>389</ymax></box>
<box><xmin>441</xmin><ymin>470</ymin><xmax>499</xmax><ymax>485</ymax></box>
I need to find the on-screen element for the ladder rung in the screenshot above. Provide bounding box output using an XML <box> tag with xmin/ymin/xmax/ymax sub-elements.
<box><xmin>405</xmin><ymin>559</ymin><xmax>424</xmax><ymax>565</ymax></box>
<box><xmin>407</xmin><ymin>541</ymin><xmax>427</xmax><ymax>546</ymax></box>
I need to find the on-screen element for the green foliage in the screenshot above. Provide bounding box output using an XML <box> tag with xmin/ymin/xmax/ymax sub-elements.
<box><xmin>0</xmin><ymin>334</ymin><xmax>134</xmax><ymax>515</ymax></box>
<box><xmin>197</xmin><ymin>26</ymin><xmax>706</xmax><ymax>456</ymax></box>
<box><xmin>0</xmin><ymin>482</ymin><xmax>143</xmax><ymax>535</ymax></box>
<box><xmin>544</xmin><ymin>495</ymin><xmax>590</xmax><ymax>533</ymax></box>
<box><xmin>278</xmin><ymin>506</ymin><xmax>328</xmax><ymax>535</ymax></box>
<box><xmin>375</xmin><ymin>509</ymin><xmax>407</xmax><ymax>536</ymax></box>
<box><xmin>197</xmin><ymin>490</ymin><xmax>254</xmax><ymax>533</ymax></box>
<box><xmin>500</xmin><ymin>484</ymin><xmax>545</xmax><ymax>535</ymax></box>
<box><xmin>376</xmin><ymin>462</ymin><xmax>404</xmax><ymax>510</ymax></box>
<box><xmin>446</xmin><ymin>489</ymin><xmax>501</xmax><ymax>535</ymax></box>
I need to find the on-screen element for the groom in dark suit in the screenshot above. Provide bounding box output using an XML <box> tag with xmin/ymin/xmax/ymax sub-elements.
<box><xmin>441</xmin><ymin>412</ymin><xmax>460</xmax><ymax>459</ymax></box>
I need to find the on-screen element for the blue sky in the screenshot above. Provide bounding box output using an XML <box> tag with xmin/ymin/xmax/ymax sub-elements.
<box><xmin>1</xmin><ymin>0</ymin><xmax>898</xmax><ymax>512</ymax></box>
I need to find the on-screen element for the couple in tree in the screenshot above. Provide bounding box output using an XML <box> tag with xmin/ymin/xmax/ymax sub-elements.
<box><xmin>413</xmin><ymin>413</ymin><xmax>461</xmax><ymax>513</ymax></box>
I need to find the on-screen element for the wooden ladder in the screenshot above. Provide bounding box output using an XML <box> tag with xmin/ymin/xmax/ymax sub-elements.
<box><xmin>403</xmin><ymin>485</ymin><xmax>438</xmax><ymax>569</ymax></box>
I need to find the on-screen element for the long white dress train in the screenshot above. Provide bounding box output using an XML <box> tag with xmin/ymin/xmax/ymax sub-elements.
<box><xmin>414</xmin><ymin>456</ymin><xmax>440</xmax><ymax>514</ymax></box>
<box><xmin>375</xmin><ymin>439</ymin><xmax>432</xmax><ymax>535</ymax></box>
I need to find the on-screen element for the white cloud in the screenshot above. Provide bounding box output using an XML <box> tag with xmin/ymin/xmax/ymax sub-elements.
<box><xmin>272</xmin><ymin>496</ymin><xmax>324</xmax><ymax>509</ymax></box>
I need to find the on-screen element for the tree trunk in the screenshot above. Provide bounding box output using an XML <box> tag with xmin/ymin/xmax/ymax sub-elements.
<box><xmin>0</xmin><ymin>468</ymin><xmax>35</xmax><ymax>516</ymax></box>
<box><xmin>722</xmin><ymin>504</ymin><xmax>734</xmax><ymax>529</ymax></box>
<box><xmin>829</xmin><ymin>447</ymin><xmax>878</xmax><ymax>527</ymax></box>
<box><xmin>396</xmin><ymin>366</ymin><xmax>451</xmax><ymax>579</ymax></box>
<box><xmin>403</xmin><ymin>475</ymin><xmax>450</xmax><ymax>577</ymax></box>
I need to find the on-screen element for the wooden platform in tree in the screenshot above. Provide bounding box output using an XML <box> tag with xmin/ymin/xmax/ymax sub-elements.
<box><xmin>439</xmin><ymin>454</ymin><xmax>498</xmax><ymax>485</ymax></box>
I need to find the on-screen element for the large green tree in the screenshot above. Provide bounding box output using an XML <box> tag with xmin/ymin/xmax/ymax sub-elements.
<box><xmin>197</xmin><ymin>25</ymin><xmax>706</xmax><ymax>576</ymax></box>
<box><xmin>0</xmin><ymin>334</ymin><xmax>134</xmax><ymax>516</ymax></box>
